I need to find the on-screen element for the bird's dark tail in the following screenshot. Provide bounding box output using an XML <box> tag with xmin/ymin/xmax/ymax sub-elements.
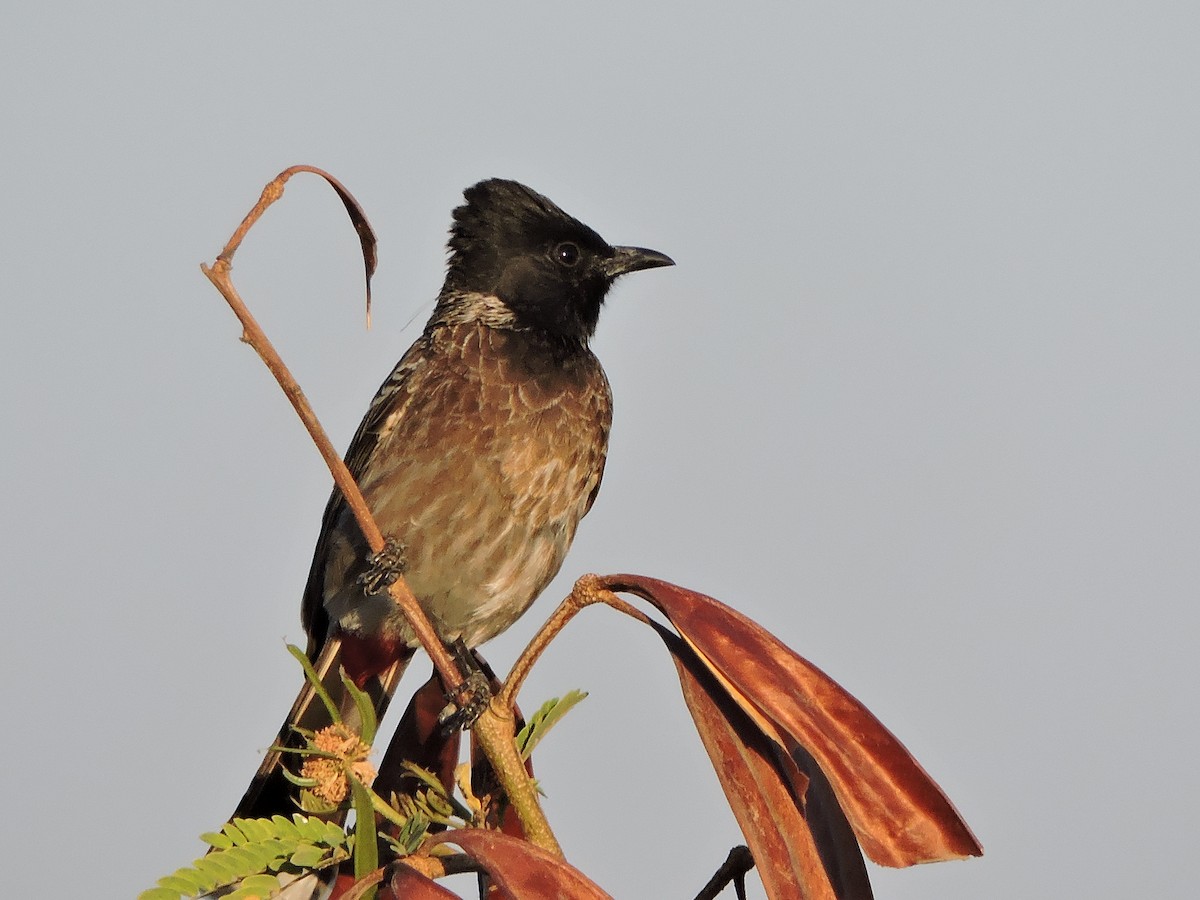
<box><xmin>231</xmin><ymin>636</ymin><xmax>410</xmax><ymax>821</ymax></box>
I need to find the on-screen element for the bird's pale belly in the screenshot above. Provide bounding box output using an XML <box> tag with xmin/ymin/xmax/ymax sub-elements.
<box><xmin>323</xmin><ymin>395</ymin><xmax>605</xmax><ymax>651</ymax></box>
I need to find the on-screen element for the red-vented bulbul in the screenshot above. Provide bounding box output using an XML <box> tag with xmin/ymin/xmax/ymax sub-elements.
<box><xmin>233</xmin><ymin>179</ymin><xmax>673</xmax><ymax>819</ymax></box>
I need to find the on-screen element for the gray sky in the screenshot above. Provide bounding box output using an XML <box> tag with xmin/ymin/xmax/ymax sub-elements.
<box><xmin>2</xmin><ymin>4</ymin><xmax>1197</xmax><ymax>898</ymax></box>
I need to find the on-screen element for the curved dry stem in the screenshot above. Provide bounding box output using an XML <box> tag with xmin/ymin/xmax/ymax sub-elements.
<box><xmin>336</xmin><ymin>867</ymin><xmax>385</xmax><ymax>900</ymax></box>
<box><xmin>216</xmin><ymin>164</ymin><xmax>378</xmax><ymax>323</ymax></box>
<box><xmin>498</xmin><ymin>574</ymin><xmax>657</xmax><ymax>711</ymax></box>
<box><xmin>199</xmin><ymin>167</ymin><xmax>461</xmax><ymax>697</ymax></box>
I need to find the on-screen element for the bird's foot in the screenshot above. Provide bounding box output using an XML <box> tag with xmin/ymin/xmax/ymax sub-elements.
<box><xmin>438</xmin><ymin>639</ymin><xmax>493</xmax><ymax>731</ymax></box>
<box><xmin>357</xmin><ymin>538</ymin><xmax>407</xmax><ymax>595</ymax></box>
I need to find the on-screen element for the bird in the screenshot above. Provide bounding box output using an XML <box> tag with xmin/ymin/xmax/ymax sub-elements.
<box><xmin>232</xmin><ymin>178</ymin><xmax>673</xmax><ymax>819</ymax></box>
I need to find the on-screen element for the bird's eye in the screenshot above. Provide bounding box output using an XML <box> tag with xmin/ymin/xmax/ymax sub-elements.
<box><xmin>554</xmin><ymin>241</ymin><xmax>581</xmax><ymax>267</ymax></box>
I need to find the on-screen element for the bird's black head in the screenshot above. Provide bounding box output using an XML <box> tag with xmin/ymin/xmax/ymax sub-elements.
<box><xmin>443</xmin><ymin>179</ymin><xmax>673</xmax><ymax>343</ymax></box>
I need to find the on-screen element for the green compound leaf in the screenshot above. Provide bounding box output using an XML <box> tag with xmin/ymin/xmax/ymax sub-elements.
<box><xmin>516</xmin><ymin>690</ymin><xmax>588</xmax><ymax>760</ymax></box>
<box><xmin>391</xmin><ymin>811</ymin><xmax>431</xmax><ymax>855</ymax></box>
<box><xmin>140</xmin><ymin>814</ymin><xmax>351</xmax><ymax>898</ymax></box>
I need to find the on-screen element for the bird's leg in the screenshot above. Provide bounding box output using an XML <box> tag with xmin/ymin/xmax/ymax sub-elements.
<box><xmin>357</xmin><ymin>537</ymin><xmax>407</xmax><ymax>595</ymax></box>
<box><xmin>438</xmin><ymin>638</ymin><xmax>493</xmax><ymax>731</ymax></box>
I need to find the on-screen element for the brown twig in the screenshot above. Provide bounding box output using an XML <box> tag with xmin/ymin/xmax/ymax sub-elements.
<box><xmin>335</xmin><ymin>866</ymin><xmax>385</xmax><ymax>900</ymax></box>
<box><xmin>199</xmin><ymin>167</ymin><xmax>462</xmax><ymax>711</ymax></box>
<box><xmin>497</xmin><ymin>574</ymin><xmax>656</xmax><ymax>711</ymax></box>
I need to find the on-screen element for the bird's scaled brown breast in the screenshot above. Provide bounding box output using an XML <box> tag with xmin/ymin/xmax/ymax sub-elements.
<box><xmin>318</xmin><ymin>319</ymin><xmax>612</xmax><ymax>651</ymax></box>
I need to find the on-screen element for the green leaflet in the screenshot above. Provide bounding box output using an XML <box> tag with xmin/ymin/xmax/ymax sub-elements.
<box><xmin>341</xmin><ymin>667</ymin><xmax>379</xmax><ymax>746</ymax></box>
<box><xmin>516</xmin><ymin>689</ymin><xmax>588</xmax><ymax>760</ymax></box>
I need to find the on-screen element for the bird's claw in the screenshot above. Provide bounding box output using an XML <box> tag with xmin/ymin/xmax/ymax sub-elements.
<box><xmin>438</xmin><ymin>671</ymin><xmax>493</xmax><ymax>731</ymax></box>
<box><xmin>357</xmin><ymin>538</ymin><xmax>407</xmax><ymax>595</ymax></box>
<box><xmin>439</xmin><ymin>640</ymin><xmax>493</xmax><ymax>730</ymax></box>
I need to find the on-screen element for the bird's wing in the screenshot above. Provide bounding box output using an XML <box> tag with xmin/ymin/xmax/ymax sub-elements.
<box><xmin>300</xmin><ymin>331</ymin><xmax>435</xmax><ymax>650</ymax></box>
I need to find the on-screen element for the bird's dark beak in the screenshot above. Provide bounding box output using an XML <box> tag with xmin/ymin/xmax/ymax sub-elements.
<box><xmin>602</xmin><ymin>245</ymin><xmax>675</xmax><ymax>279</ymax></box>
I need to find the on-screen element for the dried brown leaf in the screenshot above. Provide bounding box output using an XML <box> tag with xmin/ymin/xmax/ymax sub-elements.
<box><xmin>669</xmin><ymin>629</ymin><xmax>871</xmax><ymax>899</ymax></box>
<box><xmin>603</xmin><ymin>574</ymin><xmax>982</xmax><ymax>867</ymax></box>
<box><xmin>429</xmin><ymin>830</ymin><xmax>612</xmax><ymax>900</ymax></box>
<box><xmin>283</xmin><ymin>165</ymin><xmax>378</xmax><ymax>319</ymax></box>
